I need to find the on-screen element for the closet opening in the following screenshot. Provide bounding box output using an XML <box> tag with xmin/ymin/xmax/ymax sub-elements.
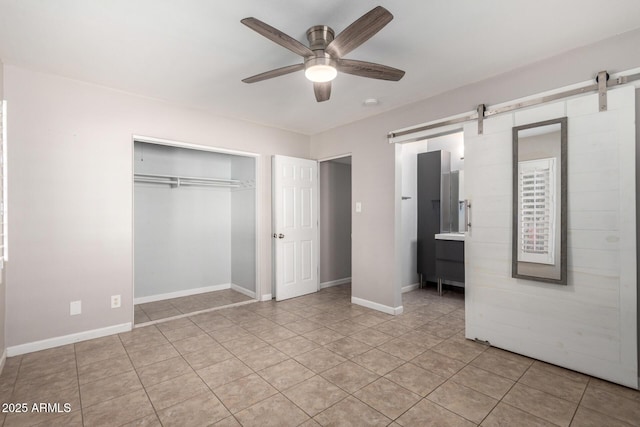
<box><xmin>319</xmin><ymin>155</ymin><xmax>352</xmax><ymax>297</ymax></box>
<box><xmin>133</xmin><ymin>138</ymin><xmax>258</xmax><ymax>325</ymax></box>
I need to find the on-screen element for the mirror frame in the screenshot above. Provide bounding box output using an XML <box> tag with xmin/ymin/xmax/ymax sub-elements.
<box><xmin>512</xmin><ymin>117</ymin><xmax>567</xmax><ymax>285</ymax></box>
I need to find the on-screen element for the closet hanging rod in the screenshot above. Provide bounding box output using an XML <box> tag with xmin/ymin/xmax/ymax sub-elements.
<box><xmin>134</xmin><ymin>177</ymin><xmax>240</xmax><ymax>188</ymax></box>
<box><xmin>134</xmin><ymin>173</ymin><xmax>241</xmax><ymax>188</ymax></box>
<box><xmin>135</xmin><ymin>173</ymin><xmax>241</xmax><ymax>184</ymax></box>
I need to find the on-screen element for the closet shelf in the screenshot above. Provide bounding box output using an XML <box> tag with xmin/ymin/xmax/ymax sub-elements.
<box><xmin>134</xmin><ymin>173</ymin><xmax>241</xmax><ymax>188</ymax></box>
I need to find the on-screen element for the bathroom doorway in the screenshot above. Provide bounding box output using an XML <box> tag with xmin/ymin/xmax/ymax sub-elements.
<box><xmin>319</xmin><ymin>155</ymin><xmax>352</xmax><ymax>296</ymax></box>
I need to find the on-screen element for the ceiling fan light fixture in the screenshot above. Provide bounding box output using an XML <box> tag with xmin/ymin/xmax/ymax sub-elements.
<box><xmin>304</xmin><ymin>57</ymin><xmax>337</xmax><ymax>83</ymax></box>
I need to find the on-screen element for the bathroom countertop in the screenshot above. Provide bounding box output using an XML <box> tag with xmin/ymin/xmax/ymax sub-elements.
<box><xmin>435</xmin><ymin>233</ymin><xmax>465</xmax><ymax>241</ymax></box>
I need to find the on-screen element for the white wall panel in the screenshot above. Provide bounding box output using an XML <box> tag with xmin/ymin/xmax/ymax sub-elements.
<box><xmin>465</xmin><ymin>86</ymin><xmax>637</xmax><ymax>388</ymax></box>
<box><xmin>514</xmin><ymin>101</ymin><xmax>566</xmax><ymax>125</ymax></box>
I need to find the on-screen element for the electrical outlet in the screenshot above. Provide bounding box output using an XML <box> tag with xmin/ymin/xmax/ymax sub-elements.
<box><xmin>70</xmin><ymin>300</ymin><xmax>81</xmax><ymax>316</ymax></box>
<box><xmin>111</xmin><ymin>295</ymin><xmax>121</xmax><ymax>309</ymax></box>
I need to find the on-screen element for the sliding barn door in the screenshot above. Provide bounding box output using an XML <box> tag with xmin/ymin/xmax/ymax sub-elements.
<box><xmin>272</xmin><ymin>155</ymin><xmax>319</xmax><ymax>301</ymax></box>
<box><xmin>464</xmin><ymin>86</ymin><xmax>637</xmax><ymax>388</ymax></box>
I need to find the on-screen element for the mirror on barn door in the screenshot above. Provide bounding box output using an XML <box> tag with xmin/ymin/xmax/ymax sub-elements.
<box><xmin>512</xmin><ymin>117</ymin><xmax>567</xmax><ymax>285</ymax></box>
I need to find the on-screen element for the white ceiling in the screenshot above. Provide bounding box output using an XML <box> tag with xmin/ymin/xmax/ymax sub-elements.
<box><xmin>1</xmin><ymin>0</ymin><xmax>639</xmax><ymax>135</ymax></box>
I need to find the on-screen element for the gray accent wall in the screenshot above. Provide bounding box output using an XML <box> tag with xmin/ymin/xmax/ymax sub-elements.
<box><xmin>320</xmin><ymin>160</ymin><xmax>351</xmax><ymax>284</ymax></box>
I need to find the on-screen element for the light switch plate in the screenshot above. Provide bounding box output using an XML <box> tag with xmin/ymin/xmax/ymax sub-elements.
<box><xmin>355</xmin><ymin>202</ymin><xmax>362</xmax><ymax>213</ymax></box>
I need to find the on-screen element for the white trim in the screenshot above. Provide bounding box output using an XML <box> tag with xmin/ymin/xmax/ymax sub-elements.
<box><xmin>7</xmin><ymin>323</ymin><xmax>132</xmax><ymax>357</ymax></box>
<box><xmin>402</xmin><ymin>283</ymin><xmax>420</xmax><ymax>293</ymax></box>
<box><xmin>131</xmin><ymin>136</ymin><xmax>262</xmax><ymax>321</ymax></box>
<box><xmin>132</xmin><ymin>135</ymin><xmax>260</xmax><ymax>158</ymax></box>
<box><xmin>254</xmin><ymin>154</ymin><xmax>262</xmax><ymax>303</ymax></box>
<box><xmin>135</xmin><ymin>300</ymin><xmax>256</xmax><ymax>328</ymax></box>
<box><xmin>134</xmin><ymin>284</ymin><xmax>231</xmax><ymax>305</ymax></box>
<box><xmin>389</xmin><ymin>113</ymin><xmax>469</xmax><ymax>144</ymax></box>
<box><xmin>320</xmin><ymin>277</ymin><xmax>352</xmax><ymax>289</ymax></box>
<box><xmin>2</xmin><ymin>100</ymin><xmax>7</xmax><ymax>262</ymax></box>
<box><xmin>261</xmin><ymin>293</ymin><xmax>273</xmax><ymax>302</ymax></box>
<box><xmin>231</xmin><ymin>283</ymin><xmax>256</xmax><ymax>299</ymax></box>
<box><xmin>0</xmin><ymin>348</ymin><xmax>6</xmax><ymax>375</ymax></box>
<box><xmin>351</xmin><ymin>296</ymin><xmax>403</xmax><ymax>315</ymax></box>
<box><xmin>317</xmin><ymin>153</ymin><xmax>352</xmax><ymax>162</ymax></box>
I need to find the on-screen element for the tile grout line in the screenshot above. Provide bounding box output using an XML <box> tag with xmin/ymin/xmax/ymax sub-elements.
<box><xmin>187</xmin><ymin>306</ymin><xmax>275</xmax><ymax>425</ymax></box>
<box><xmin>72</xmin><ymin>343</ymin><xmax>85</xmax><ymax>427</ymax></box>
<box><xmin>116</xmin><ymin>331</ymin><xmax>163</xmax><ymax>425</ymax></box>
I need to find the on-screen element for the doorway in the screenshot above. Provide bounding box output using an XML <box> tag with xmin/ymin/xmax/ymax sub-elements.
<box><xmin>319</xmin><ymin>155</ymin><xmax>352</xmax><ymax>294</ymax></box>
<box><xmin>132</xmin><ymin>138</ymin><xmax>260</xmax><ymax>325</ymax></box>
<box><xmin>399</xmin><ymin>132</ymin><xmax>465</xmax><ymax>294</ymax></box>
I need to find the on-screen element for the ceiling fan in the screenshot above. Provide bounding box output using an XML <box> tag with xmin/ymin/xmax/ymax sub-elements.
<box><xmin>241</xmin><ymin>6</ymin><xmax>405</xmax><ymax>102</ymax></box>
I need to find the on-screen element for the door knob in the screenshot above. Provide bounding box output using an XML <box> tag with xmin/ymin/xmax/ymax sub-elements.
<box><xmin>278</xmin><ymin>234</ymin><xmax>285</xmax><ymax>239</ymax></box>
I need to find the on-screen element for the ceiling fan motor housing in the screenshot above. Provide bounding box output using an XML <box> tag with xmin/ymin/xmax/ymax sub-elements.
<box><xmin>306</xmin><ymin>25</ymin><xmax>334</xmax><ymax>51</ymax></box>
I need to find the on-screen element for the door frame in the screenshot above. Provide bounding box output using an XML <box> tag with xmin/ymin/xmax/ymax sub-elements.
<box><xmin>317</xmin><ymin>153</ymin><xmax>353</xmax><ymax>293</ymax></box>
<box><xmin>131</xmin><ymin>135</ymin><xmax>262</xmax><ymax>323</ymax></box>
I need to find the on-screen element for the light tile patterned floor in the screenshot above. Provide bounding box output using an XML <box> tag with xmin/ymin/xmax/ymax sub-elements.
<box><xmin>135</xmin><ymin>288</ymin><xmax>254</xmax><ymax>324</ymax></box>
<box><xmin>1</xmin><ymin>284</ymin><xmax>639</xmax><ymax>426</ymax></box>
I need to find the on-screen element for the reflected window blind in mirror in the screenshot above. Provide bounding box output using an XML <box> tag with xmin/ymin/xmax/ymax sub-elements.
<box><xmin>518</xmin><ymin>157</ymin><xmax>555</xmax><ymax>265</ymax></box>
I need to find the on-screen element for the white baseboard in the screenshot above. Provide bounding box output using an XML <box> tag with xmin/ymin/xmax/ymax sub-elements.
<box><xmin>231</xmin><ymin>283</ymin><xmax>256</xmax><ymax>299</ymax></box>
<box><xmin>7</xmin><ymin>323</ymin><xmax>132</xmax><ymax>357</ymax></box>
<box><xmin>0</xmin><ymin>348</ymin><xmax>6</xmax><ymax>375</ymax></box>
<box><xmin>320</xmin><ymin>277</ymin><xmax>352</xmax><ymax>289</ymax></box>
<box><xmin>351</xmin><ymin>296</ymin><xmax>403</xmax><ymax>315</ymax></box>
<box><xmin>134</xmin><ymin>283</ymin><xmax>231</xmax><ymax>305</ymax></box>
<box><xmin>402</xmin><ymin>283</ymin><xmax>420</xmax><ymax>293</ymax></box>
<box><xmin>261</xmin><ymin>294</ymin><xmax>273</xmax><ymax>302</ymax></box>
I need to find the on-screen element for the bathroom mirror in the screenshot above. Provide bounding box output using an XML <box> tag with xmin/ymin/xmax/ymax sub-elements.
<box><xmin>427</xmin><ymin>132</ymin><xmax>465</xmax><ymax>234</ymax></box>
<box><xmin>442</xmin><ymin>170</ymin><xmax>465</xmax><ymax>232</ymax></box>
<box><xmin>512</xmin><ymin>117</ymin><xmax>567</xmax><ymax>285</ymax></box>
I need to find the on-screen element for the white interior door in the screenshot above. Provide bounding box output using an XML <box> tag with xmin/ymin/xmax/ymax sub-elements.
<box><xmin>272</xmin><ymin>155</ymin><xmax>319</xmax><ymax>301</ymax></box>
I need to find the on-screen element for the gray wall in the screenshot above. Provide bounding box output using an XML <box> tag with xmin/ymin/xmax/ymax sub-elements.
<box><xmin>231</xmin><ymin>155</ymin><xmax>256</xmax><ymax>293</ymax></box>
<box><xmin>4</xmin><ymin>65</ymin><xmax>308</xmax><ymax>349</ymax></box>
<box><xmin>320</xmin><ymin>161</ymin><xmax>351</xmax><ymax>284</ymax></box>
<box><xmin>311</xmin><ymin>28</ymin><xmax>640</xmax><ymax>311</ymax></box>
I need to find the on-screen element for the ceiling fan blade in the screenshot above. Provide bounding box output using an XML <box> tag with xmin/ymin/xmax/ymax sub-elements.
<box><xmin>241</xmin><ymin>17</ymin><xmax>314</xmax><ymax>57</ymax></box>
<box><xmin>325</xmin><ymin>6</ymin><xmax>393</xmax><ymax>58</ymax></box>
<box><xmin>242</xmin><ymin>63</ymin><xmax>305</xmax><ymax>83</ymax></box>
<box><xmin>337</xmin><ymin>59</ymin><xmax>405</xmax><ymax>81</ymax></box>
<box><xmin>314</xmin><ymin>82</ymin><xmax>331</xmax><ymax>102</ymax></box>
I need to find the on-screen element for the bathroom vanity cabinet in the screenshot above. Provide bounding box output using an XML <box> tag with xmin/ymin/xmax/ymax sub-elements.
<box><xmin>435</xmin><ymin>234</ymin><xmax>465</xmax><ymax>294</ymax></box>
